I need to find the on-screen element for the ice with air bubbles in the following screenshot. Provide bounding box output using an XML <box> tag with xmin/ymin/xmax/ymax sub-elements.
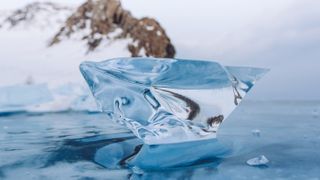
<box><xmin>80</xmin><ymin>57</ymin><xmax>268</xmax><ymax>144</ymax></box>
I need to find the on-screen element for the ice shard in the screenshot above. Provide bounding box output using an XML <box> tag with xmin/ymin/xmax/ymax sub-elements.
<box><xmin>80</xmin><ymin>58</ymin><xmax>268</xmax><ymax>144</ymax></box>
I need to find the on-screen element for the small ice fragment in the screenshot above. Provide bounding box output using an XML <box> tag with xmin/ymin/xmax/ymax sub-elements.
<box><xmin>246</xmin><ymin>155</ymin><xmax>269</xmax><ymax>166</ymax></box>
<box><xmin>251</xmin><ymin>129</ymin><xmax>261</xmax><ymax>137</ymax></box>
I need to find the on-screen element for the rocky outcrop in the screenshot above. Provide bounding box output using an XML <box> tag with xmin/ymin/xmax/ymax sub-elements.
<box><xmin>0</xmin><ymin>2</ymin><xmax>72</xmax><ymax>29</ymax></box>
<box><xmin>50</xmin><ymin>0</ymin><xmax>175</xmax><ymax>58</ymax></box>
<box><xmin>0</xmin><ymin>1</ymin><xmax>176</xmax><ymax>58</ymax></box>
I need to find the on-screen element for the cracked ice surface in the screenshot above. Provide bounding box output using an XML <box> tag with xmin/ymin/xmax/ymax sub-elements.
<box><xmin>80</xmin><ymin>58</ymin><xmax>268</xmax><ymax>144</ymax></box>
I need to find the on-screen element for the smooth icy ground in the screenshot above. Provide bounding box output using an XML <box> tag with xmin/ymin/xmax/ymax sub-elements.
<box><xmin>0</xmin><ymin>101</ymin><xmax>319</xmax><ymax>179</ymax></box>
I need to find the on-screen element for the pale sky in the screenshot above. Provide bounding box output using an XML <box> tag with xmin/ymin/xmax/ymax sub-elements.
<box><xmin>1</xmin><ymin>0</ymin><xmax>320</xmax><ymax>100</ymax></box>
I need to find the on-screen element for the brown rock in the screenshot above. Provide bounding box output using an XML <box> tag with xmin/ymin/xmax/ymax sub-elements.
<box><xmin>50</xmin><ymin>0</ymin><xmax>175</xmax><ymax>58</ymax></box>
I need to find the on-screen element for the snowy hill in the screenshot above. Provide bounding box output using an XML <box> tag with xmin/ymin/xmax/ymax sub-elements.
<box><xmin>0</xmin><ymin>2</ymin><xmax>72</xmax><ymax>30</ymax></box>
<box><xmin>50</xmin><ymin>0</ymin><xmax>175</xmax><ymax>57</ymax></box>
<box><xmin>0</xmin><ymin>0</ymin><xmax>175</xmax><ymax>112</ymax></box>
<box><xmin>0</xmin><ymin>0</ymin><xmax>175</xmax><ymax>86</ymax></box>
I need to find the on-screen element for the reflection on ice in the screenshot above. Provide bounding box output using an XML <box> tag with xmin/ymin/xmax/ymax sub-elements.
<box><xmin>80</xmin><ymin>57</ymin><xmax>268</xmax><ymax>144</ymax></box>
<box><xmin>128</xmin><ymin>139</ymin><xmax>230</xmax><ymax>170</ymax></box>
<box><xmin>1</xmin><ymin>102</ymin><xmax>320</xmax><ymax>180</ymax></box>
<box><xmin>93</xmin><ymin>137</ymin><xmax>230</xmax><ymax>170</ymax></box>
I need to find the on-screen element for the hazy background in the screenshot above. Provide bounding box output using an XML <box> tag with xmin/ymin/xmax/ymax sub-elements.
<box><xmin>1</xmin><ymin>0</ymin><xmax>320</xmax><ymax>100</ymax></box>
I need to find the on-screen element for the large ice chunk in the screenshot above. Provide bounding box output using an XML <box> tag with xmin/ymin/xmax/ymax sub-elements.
<box><xmin>80</xmin><ymin>58</ymin><xmax>268</xmax><ymax>144</ymax></box>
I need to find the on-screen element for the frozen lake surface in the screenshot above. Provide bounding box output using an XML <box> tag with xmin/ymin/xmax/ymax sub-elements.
<box><xmin>0</xmin><ymin>101</ymin><xmax>319</xmax><ymax>179</ymax></box>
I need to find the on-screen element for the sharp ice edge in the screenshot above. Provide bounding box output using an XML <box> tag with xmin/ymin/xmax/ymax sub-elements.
<box><xmin>80</xmin><ymin>57</ymin><xmax>268</xmax><ymax>144</ymax></box>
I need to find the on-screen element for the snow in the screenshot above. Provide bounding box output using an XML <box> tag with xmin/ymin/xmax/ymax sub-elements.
<box><xmin>145</xmin><ymin>25</ymin><xmax>154</xmax><ymax>31</ymax></box>
<box><xmin>0</xmin><ymin>4</ymin><xmax>72</xmax><ymax>30</ymax></box>
<box><xmin>0</xmin><ymin>10</ymin><xmax>9</xmax><ymax>22</ymax></box>
<box><xmin>0</xmin><ymin>7</ymin><xmax>131</xmax><ymax>87</ymax></box>
<box><xmin>0</xmin><ymin>2</ymin><xmax>136</xmax><ymax>113</ymax></box>
<box><xmin>107</xmin><ymin>28</ymin><xmax>123</xmax><ymax>39</ymax></box>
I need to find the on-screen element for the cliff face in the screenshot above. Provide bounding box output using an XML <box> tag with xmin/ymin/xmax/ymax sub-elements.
<box><xmin>50</xmin><ymin>0</ymin><xmax>175</xmax><ymax>58</ymax></box>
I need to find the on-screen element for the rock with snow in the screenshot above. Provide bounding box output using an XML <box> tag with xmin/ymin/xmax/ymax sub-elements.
<box><xmin>0</xmin><ymin>1</ymin><xmax>176</xmax><ymax>87</ymax></box>
<box><xmin>0</xmin><ymin>2</ymin><xmax>72</xmax><ymax>29</ymax></box>
<box><xmin>49</xmin><ymin>0</ymin><xmax>175</xmax><ymax>58</ymax></box>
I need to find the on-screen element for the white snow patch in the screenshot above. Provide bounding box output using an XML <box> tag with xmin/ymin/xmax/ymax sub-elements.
<box><xmin>131</xmin><ymin>40</ymin><xmax>139</xmax><ymax>47</ymax></box>
<box><xmin>145</xmin><ymin>25</ymin><xmax>154</xmax><ymax>31</ymax></box>
<box><xmin>107</xmin><ymin>28</ymin><xmax>123</xmax><ymax>39</ymax></box>
<box><xmin>156</xmin><ymin>30</ymin><xmax>162</xmax><ymax>36</ymax></box>
<box><xmin>138</xmin><ymin>47</ymin><xmax>146</xmax><ymax>56</ymax></box>
<box><xmin>0</xmin><ymin>11</ymin><xmax>131</xmax><ymax>87</ymax></box>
